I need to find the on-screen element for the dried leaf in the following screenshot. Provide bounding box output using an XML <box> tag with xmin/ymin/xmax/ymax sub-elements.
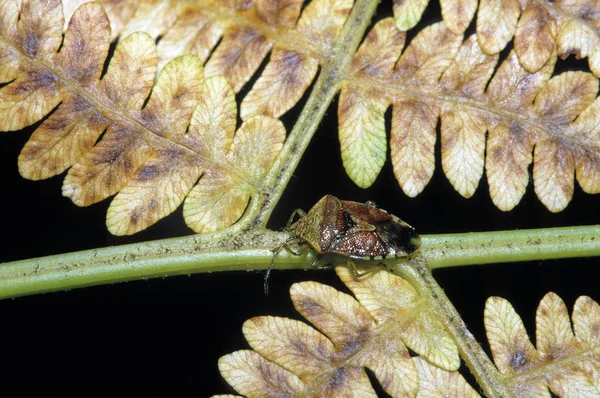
<box><xmin>204</xmin><ymin>0</ymin><xmax>351</xmax><ymax>110</ymax></box>
<box><xmin>440</xmin><ymin>110</ymin><xmax>487</xmax><ymax>199</ymax></box>
<box><xmin>440</xmin><ymin>0</ymin><xmax>478</xmax><ymax>34</ymax></box>
<box><xmin>18</xmin><ymin>1</ymin><xmax>111</xmax><ymax>179</ymax></box>
<box><xmin>240</xmin><ymin>48</ymin><xmax>319</xmax><ymax>119</ymax></box>
<box><xmin>156</xmin><ymin>8</ymin><xmax>222</xmax><ymax>70</ymax></box>
<box><xmin>391</xmin><ymin>100</ymin><xmax>439</xmax><ymax>197</ymax></box>
<box><xmin>533</xmin><ymin>71</ymin><xmax>598</xmax><ymax>211</ymax></box>
<box><xmin>210</xmin><ymin>395</ymin><xmax>242</xmax><ymax>398</ymax></box>
<box><xmin>439</xmin><ymin>35</ymin><xmax>496</xmax><ymax>198</ymax></box>
<box><xmin>62</xmin><ymin>0</ymin><xmax>138</xmax><ymax>41</ymax></box>
<box><xmin>124</xmin><ymin>0</ymin><xmax>353</xmax><ymax>120</ymax></box>
<box><xmin>119</xmin><ymin>0</ymin><xmax>181</xmax><ymax>40</ymax></box>
<box><xmin>391</xmin><ymin>23</ymin><xmax>462</xmax><ymax>197</ymax></box>
<box><xmin>6</xmin><ymin>1</ymin><xmax>284</xmax><ymax>235</ymax></box>
<box><xmin>342</xmin><ymin>17</ymin><xmax>600</xmax><ymax>211</ymax></box>
<box><xmin>338</xmin><ymin>18</ymin><xmax>405</xmax><ymax>188</ymax></box>
<box><xmin>183</xmin><ymin>78</ymin><xmax>285</xmax><ymax>233</ymax></box>
<box><xmin>217</xmin><ymin>266</ymin><xmax>462</xmax><ymax>397</ymax></box>
<box><xmin>240</xmin><ymin>0</ymin><xmax>351</xmax><ymax>119</ymax></box>
<box><xmin>339</xmin><ymin>267</ymin><xmax>459</xmax><ymax>371</ymax></box>
<box><xmin>205</xmin><ymin>25</ymin><xmax>272</xmax><ymax>93</ymax></box>
<box><xmin>572</xmin><ymin>98</ymin><xmax>600</xmax><ymax>194</ymax></box>
<box><xmin>514</xmin><ymin>3</ymin><xmax>555</xmax><ymax>73</ymax></box>
<box><xmin>0</xmin><ymin>0</ymin><xmax>63</xmax><ymax>131</ymax></box>
<box><xmin>413</xmin><ymin>357</ymin><xmax>480</xmax><ymax>397</ymax></box>
<box><xmin>393</xmin><ymin>0</ymin><xmax>428</xmax><ymax>31</ymax></box>
<box><xmin>476</xmin><ymin>0</ymin><xmax>521</xmax><ymax>54</ymax></box>
<box><xmin>555</xmin><ymin>0</ymin><xmax>600</xmax><ymax>77</ymax></box>
<box><xmin>471</xmin><ymin>0</ymin><xmax>600</xmax><ymax>77</ymax></box>
<box><xmin>295</xmin><ymin>0</ymin><xmax>352</xmax><ymax>45</ymax></box>
<box><xmin>485</xmin><ymin>293</ymin><xmax>600</xmax><ymax>397</ymax></box>
<box><xmin>393</xmin><ymin>0</ymin><xmax>479</xmax><ymax>35</ymax></box>
<box><xmin>218</xmin><ymin>350</ymin><xmax>306</xmax><ymax>397</ymax></box>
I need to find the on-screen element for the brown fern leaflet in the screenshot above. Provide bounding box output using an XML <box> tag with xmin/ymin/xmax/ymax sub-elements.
<box><xmin>3</xmin><ymin>0</ymin><xmax>599</xmax><ymax>228</ymax></box>
<box><xmin>485</xmin><ymin>293</ymin><xmax>600</xmax><ymax>396</ymax></box>
<box><xmin>339</xmin><ymin>18</ymin><xmax>600</xmax><ymax>212</ymax></box>
<box><xmin>215</xmin><ymin>271</ymin><xmax>600</xmax><ymax>397</ymax></box>
<box><xmin>392</xmin><ymin>0</ymin><xmax>600</xmax><ymax>78</ymax></box>
<box><xmin>215</xmin><ymin>266</ymin><xmax>462</xmax><ymax>397</ymax></box>
<box><xmin>116</xmin><ymin>0</ymin><xmax>352</xmax><ymax>119</ymax></box>
<box><xmin>1</xmin><ymin>0</ymin><xmax>361</xmax><ymax>235</ymax></box>
<box><xmin>2</xmin><ymin>0</ymin><xmax>284</xmax><ymax>235</ymax></box>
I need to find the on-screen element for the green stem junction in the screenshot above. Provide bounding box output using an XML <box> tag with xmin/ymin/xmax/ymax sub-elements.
<box><xmin>1</xmin><ymin>225</ymin><xmax>597</xmax><ymax>300</ymax></box>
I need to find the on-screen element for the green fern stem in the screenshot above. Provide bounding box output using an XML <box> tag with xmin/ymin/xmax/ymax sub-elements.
<box><xmin>398</xmin><ymin>259</ymin><xmax>511</xmax><ymax>398</ymax></box>
<box><xmin>0</xmin><ymin>225</ymin><xmax>597</xmax><ymax>299</ymax></box>
<box><xmin>244</xmin><ymin>0</ymin><xmax>380</xmax><ymax>226</ymax></box>
<box><xmin>423</xmin><ymin>225</ymin><xmax>599</xmax><ymax>269</ymax></box>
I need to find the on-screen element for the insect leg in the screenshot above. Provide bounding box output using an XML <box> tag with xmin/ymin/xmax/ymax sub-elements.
<box><xmin>285</xmin><ymin>209</ymin><xmax>307</xmax><ymax>228</ymax></box>
<box><xmin>310</xmin><ymin>254</ymin><xmax>325</xmax><ymax>269</ymax></box>
<box><xmin>348</xmin><ymin>260</ymin><xmax>392</xmax><ymax>279</ymax></box>
<box><xmin>264</xmin><ymin>237</ymin><xmax>305</xmax><ymax>295</ymax></box>
<box><xmin>348</xmin><ymin>259</ymin><xmax>364</xmax><ymax>278</ymax></box>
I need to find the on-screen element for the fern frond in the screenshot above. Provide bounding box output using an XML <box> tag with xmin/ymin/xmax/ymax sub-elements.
<box><xmin>216</xmin><ymin>266</ymin><xmax>462</xmax><ymax>397</ymax></box>
<box><xmin>339</xmin><ymin>18</ymin><xmax>600</xmax><ymax>211</ymax></box>
<box><xmin>393</xmin><ymin>0</ymin><xmax>478</xmax><ymax>34</ymax></box>
<box><xmin>485</xmin><ymin>293</ymin><xmax>600</xmax><ymax>396</ymax></box>
<box><xmin>6</xmin><ymin>1</ymin><xmax>599</xmax><ymax>221</ymax></box>
<box><xmin>393</xmin><ymin>0</ymin><xmax>600</xmax><ymax>77</ymax></box>
<box><xmin>413</xmin><ymin>356</ymin><xmax>480</xmax><ymax>397</ymax></box>
<box><xmin>130</xmin><ymin>0</ymin><xmax>352</xmax><ymax>120</ymax></box>
<box><xmin>3</xmin><ymin>1</ymin><xmax>283</xmax><ymax>235</ymax></box>
<box><xmin>62</xmin><ymin>0</ymin><xmax>139</xmax><ymax>41</ymax></box>
<box><xmin>216</xmin><ymin>271</ymin><xmax>600</xmax><ymax>397</ymax></box>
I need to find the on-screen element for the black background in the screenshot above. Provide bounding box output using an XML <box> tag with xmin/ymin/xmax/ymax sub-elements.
<box><xmin>1</xmin><ymin>2</ymin><xmax>599</xmax><ymax>397</ymax></box>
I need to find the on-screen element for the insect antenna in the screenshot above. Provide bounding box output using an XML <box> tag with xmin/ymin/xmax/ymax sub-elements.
<box><xmin>264</xmin><ymin>244</ymin><xmax>284</xmax><ymax>296</ymax></box>
<box><xmin>264</xmin><ymin>237</ymin><xmax>303</xmax><ymax>296</ymax></box>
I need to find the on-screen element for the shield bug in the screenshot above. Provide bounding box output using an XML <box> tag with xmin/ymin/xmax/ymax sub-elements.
<box><xmin>265</xmin><ymin>195</ymin><xmax>421</xmax><ymax>294</ymax></box>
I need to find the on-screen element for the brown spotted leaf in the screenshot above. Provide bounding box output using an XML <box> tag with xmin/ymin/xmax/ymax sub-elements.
<box><xmin>119</xmin><ymin>0</ymin><xmax>182</xmax><ymax>40</ymax></box>
<box><xmin>338</xmin><ymin>18</ymin><xmax>405</xmax><ymax>188</ymax></box>
<box><xmin>440</xmin><ymin>0</ymin><xmax>478</xmax><ymax>34</ymax></box>
<box><xmin>341</xmin><ymin>18</ymin><xmax>600</xmax><ymax>211</ymax></box>
<box><xmin>155</xmin><ymin>7</ymin><xmax>223</xmax><ymax>71</ymax></box>
<box><xmin>218</xmin><ymin>350</ymin><xmax>306</xmax><ymax>397</ymax></box>
<box><xmin>513</xmin><ymin>2</ymin><xmax>555</xmax><ymax>73</ymax></box>
<box><xmin>339</xmin><ymin>21</ymin><xmax>462</xmax><ymax>195</ymax></box>
<box><xmin>183</xmin><ymin>78</ymin><xmax>285</xmax><ymax>233</ymax></box>
<box><xmin>217</xmin><ymin>266</ymin><xmax>461</xmax><ymax>397</ymax></box>
<box><xmin>554</xmin><ymin>0</ymin><xmax>600</xmax><ymax>77</ymax></box>
<box><xmin>0</xmin><ymin>0</ymin><xmax>64</xmax><ymax>131</ymax></box>
<box><xmin>485</xmin><ymin>293</ymin><xmax>600</xmax><ymax>397</ymax></box>
<box><xmin>5</xmin><ymin>1</ymin><xmax>283</xmax><ymax>235</ymax></box>
<box><xmin>472</xmin><ymin>0</ymin><xmax>600</xmax><ymax>77</ymax></box>
<box><xmin>240</xmin><ymin>0</ymin><xmax>351</xmax><ymax>119</ymax></box>
<box><xmin>392</xmin><ymin>0</ymin><xmax>477</xmax><ymax>35</ymax></box>
<box><xmin>143</xmin><ymin>0</ymin><xmax>351</xmax><ymax>119</ymax></box>
<box><xmin>476</xmin><ymin>0</ymin><xmax>521</xmax><ymax>55</ymax></box>
<box><xmin>62</xmin><ymin>0</ymin><xmax>138</xmax><ymax>41</ymax></box>
<box><xmin>204</xmin><ymin>0</ymin><xmax>339</xmax><ymax>96</ymax></box>
<box><xmin>413</xmin><ymin>357</ymin><xmax>481</xmax><ymax>397</ymax></box>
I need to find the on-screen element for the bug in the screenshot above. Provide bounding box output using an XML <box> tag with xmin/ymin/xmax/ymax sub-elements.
<box><xmin>264</xmin><ymin>195</ymin><xmax>421</xmax><ymax>294</ymax></box>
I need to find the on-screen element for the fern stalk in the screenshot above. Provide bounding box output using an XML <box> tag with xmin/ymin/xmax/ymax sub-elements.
<box><xmin>398</xmin><ymin>259</ymin><xmax>511</xmax><ymax>398</ymax></box>
<box><xmin>423</xmin><ymin>225</ymin><xmax>600</xmax><ymax>268</ymax></box>
<box><xmin>245</xmin><ymin>0</ymin><xmax>380</xmax><ymax>226</ymax></box>
<box><xmin>0</xmin><ymin>225</ymin><xmax>597</xmax><ymax>299</ymax></box>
